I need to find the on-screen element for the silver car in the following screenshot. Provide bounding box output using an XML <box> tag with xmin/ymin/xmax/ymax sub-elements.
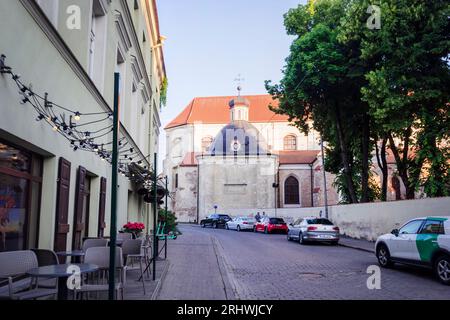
<box><xmin>226</xmin><ymin>217</ymin><xmax>255</xmax><ymax>231</ymax></box>
<box><xmin>287</xmin><ymin>217</ymin><xmax>340</xmax><ymax>245</ymax></box>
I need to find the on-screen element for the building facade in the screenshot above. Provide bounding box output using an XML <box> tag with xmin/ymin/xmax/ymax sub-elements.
<box><xmin>163</xmin><ymin>94</ymin><xmax>343</xmax><ymax>223</ymax></box>
<box><xmin>0</xmin><ymin>0</ymin><xmax>166</xmax><ymax>253</ymax></box>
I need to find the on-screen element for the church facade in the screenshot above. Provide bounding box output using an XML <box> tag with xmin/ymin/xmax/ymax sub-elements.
<box><xmin>163</xmin><ymin>94</ymin><xmax>342</xmax><ymax>223</ymax></box>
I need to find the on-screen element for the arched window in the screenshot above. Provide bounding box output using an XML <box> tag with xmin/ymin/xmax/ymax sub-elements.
<box><xmin>284</xmin><ymin>135</ymin><xmax>297</xmax><ymax>150</ymax></box>
<box><xmin>284</xmin><ymin>176</ymin><xmax>300</xmax><ymax>204</ymax></box>
<box><xmin>201</xmin><ymin>136</ymin><xmax>213</xmax><ymax>153</ymax></box>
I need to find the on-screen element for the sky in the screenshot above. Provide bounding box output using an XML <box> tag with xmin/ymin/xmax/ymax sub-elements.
<box><xmin>156</xmin><ymin>0</ymin><xmax>306</xmax><ymax>171</ymax></box>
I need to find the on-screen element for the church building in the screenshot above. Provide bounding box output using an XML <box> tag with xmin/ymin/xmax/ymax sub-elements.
<box><xmin>163</xmin><ymin>91</ymin><xmax>341</xmax><ymax>223</ymax></box>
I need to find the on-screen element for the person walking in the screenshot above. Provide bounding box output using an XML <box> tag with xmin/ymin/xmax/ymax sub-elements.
<box><xmin>255</xmin><ymin>212</ymin><xmax>261</xmax><ymax>222</ymax></box>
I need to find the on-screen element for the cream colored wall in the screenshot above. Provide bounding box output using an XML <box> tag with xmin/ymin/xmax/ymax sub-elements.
<box><xmin>197</xmin><ymin>156</ymin><xmax>277</xmax><ymax>221</ymax></box>
<box><xmin>0</xmin><ymin>0</ymin><xmax>162</xmax><ymax>250</ymax></box>
<box><xmin>242</xmin><ymin>197</ymin><xmax>450</xmax><ymax>241</ymax></box>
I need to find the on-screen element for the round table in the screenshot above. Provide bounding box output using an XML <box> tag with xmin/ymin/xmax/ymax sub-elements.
<box><xmin>56</xmin><ymin>250</ymin><xmax>85</xmax><ymax>263</ymax></box>
<box><xmin>27</xmin><ymin>263</ymin><xmax>99</xmax><ymax>300</ymax></box>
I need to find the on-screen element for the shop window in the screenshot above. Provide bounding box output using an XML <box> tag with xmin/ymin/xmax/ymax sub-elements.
<box><xmin>0</xmin><ymin>141</ymin><xmax>42</xmax><ymax>252</ymax></box>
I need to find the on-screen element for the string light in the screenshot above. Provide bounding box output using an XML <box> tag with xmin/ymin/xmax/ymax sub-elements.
<box><xmin>2</xmin><ymin>54</ymin><xmax>153</xmax><ymax>181</ymax></box>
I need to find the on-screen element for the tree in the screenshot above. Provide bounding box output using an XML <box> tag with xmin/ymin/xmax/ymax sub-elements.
<box><xmin>266</xmin><ymin>0</ymin><xmax>375</xmax><ymax>203</ymax></box>
<box><xmin>340</xmin><ymin>0</ymin><xmax>450</xmax><ymax>198</ymax></box>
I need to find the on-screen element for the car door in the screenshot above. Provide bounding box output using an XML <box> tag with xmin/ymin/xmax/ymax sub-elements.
<box><xmin>391</xmin><ymin>219</ymin><xmax>424</xmax><ymax>260</ymax></box>
<box><xmin>415</xmin><ymin>219</ymin><xmax>445</xmax><ymax>263</ymax></box>
<box><xmin>290</xmin><ymin>219</ymin><xmax>303</xmax><ymax>239</ymax></box>
<box><xmin>230</xmin><ymin>218</ymin><xmax>238</xmax><ymax>230</ymax></box>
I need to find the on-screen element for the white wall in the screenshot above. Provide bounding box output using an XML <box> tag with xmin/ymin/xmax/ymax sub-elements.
<box><xmin>220</xmin><ymin>197</ymin><xmax>450</xmax><ymax>241</ymax></box>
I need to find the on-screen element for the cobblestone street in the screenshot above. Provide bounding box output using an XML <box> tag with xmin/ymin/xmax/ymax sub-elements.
<box><xmin>157</xmin><ymin>225</ymin><xmax>450</xmax><ymax>300</ymax></box>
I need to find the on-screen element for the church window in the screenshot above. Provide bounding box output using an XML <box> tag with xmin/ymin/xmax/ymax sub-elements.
<box><xmin>201</xmin><ymin>136</ymin><xmax>213</xmax><ymax>153</ymax></box>
<box><xmin>284</xmin><ymin>176</ymin><xmax>300</xmax><ymax>204</ymax></box>
<box><xmin>284</xmin><ymin>135</ymin><xmax>297</xmax><ymax>150</ymax></box>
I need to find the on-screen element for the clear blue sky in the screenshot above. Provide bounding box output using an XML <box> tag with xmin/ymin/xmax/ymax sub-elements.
<box><xmin>156</xmin><ymin>0</ymin><xmax>305</xmax><ymax>171</ymax></box>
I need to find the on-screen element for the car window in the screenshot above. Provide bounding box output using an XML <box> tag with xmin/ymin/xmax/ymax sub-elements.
<box><xmin>219</xmin><ymin>215</ymin><xmax>230</xmax><ymax>219</ymax></box>
<box><xmin>399</xmin><ymin>220</ymin><xmax>424</xmax><ymax>234</ymax></box>
<box><xmin>293</xmin><ymin>219</ymin><xmax>302</xmax><ymax>225</ymax></box>
<box><xmin>306</xmin><ymin>218</ymin><xmax>333</xmax><ymax>225</ymax></box>
<box><xmin>269</xmin><ymin>218</ymin><xmax>285</xmax><ymax>224</ymax></box>
<box><xmin>420</xmin><ymin>220</ymin><xmax>444</xmax><ymax>235</ymax></box>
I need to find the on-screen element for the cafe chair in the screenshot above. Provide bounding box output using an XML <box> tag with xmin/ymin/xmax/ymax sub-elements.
<box><xmin>122</xmin><ymin>239</ymin><xmax>146</xmax><ymax>294</ymax></box>
<box><xmin>72</xmin><ymin>247</ymin><xmax>125</xmax><ymax>300</ymax></box>
<box><xmin>82</xmin><ymin>238</ymin><xmax>108</xmax><ymax>252</ymax></box>
<box><xmin>0</xmin><ymin>250</ymin><xmax>57</xmax><ymax>300</ymax></box>
<box><xmin>117</xmin><ymin>233</ymin><xmax>133</xmax><ymax>241</ymax></box>
<box><xmin>30</xmin><ymin>249</ymin><xmax>59</xmax><ymax>289</ymax></box>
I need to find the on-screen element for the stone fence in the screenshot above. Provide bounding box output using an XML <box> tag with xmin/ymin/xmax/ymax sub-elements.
<box><xmin>225</xmin><ymin>197</ymin><xmax>450</xmax><ymax>241</ymax></box>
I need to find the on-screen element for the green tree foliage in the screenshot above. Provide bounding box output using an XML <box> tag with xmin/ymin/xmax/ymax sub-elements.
<box><xmin>267</xmin><ymin>0</ymin><xmax>450</xmax><ymax>201</ymax></box>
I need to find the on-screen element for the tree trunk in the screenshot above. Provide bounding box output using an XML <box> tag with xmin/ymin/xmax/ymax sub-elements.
<box><xmin>360</xmin><ymin>114</ymin><xmax>370</xmax><ymax>202</ymax></box>
<box><xmin>375</xmin><ymin>137</ymin><xmax>388</xmax><ymax>201</ymax></box>
<box><xmin>334</xmin><ymin>103</ymin><xmax>358</xmax><ymax>203</ymax></box>
<box><xmin>388</xmin><ymin>129</ymin><xmax>415</xmax><ymax>199</ymax></box>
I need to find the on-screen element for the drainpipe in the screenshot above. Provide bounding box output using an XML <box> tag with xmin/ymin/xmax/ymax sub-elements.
<box><xmin>320</xmin><ymin>135</ymin><xmax>328</xmax><ymax>219</ymax></box>
<box><xmin>196</xmin><ymin>159</ymin><xmax>200</xmax><ymax>224</ymax></box>
<box><xmin>309</xmin><ymin>163</ymin><xmax>314</xmax><ymax>207</ymax></box>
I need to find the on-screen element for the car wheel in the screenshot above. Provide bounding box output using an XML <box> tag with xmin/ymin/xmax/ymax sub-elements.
<box><xmin>376</xmin><ymin>244</ymin><xmax>394</xmax><ymax>268</ymax></box>
<box><xmin>253</xmin><ymin>226</ymin><xmax>257</xmax><ymax>232</ymax></box>
<box><xmin>287</xmin><ymin>233</ymin><xmax>292</xmax><ymax>241</ymax></box>
<box><xmin>213</xmin><ymin>222</ymin><xmax>218</xmax><ymax>229</ymax></box>
<box><xmin>237</xmin><ymin>225</ymin><xmax>241</xmax><ymax>232</ymax></box>
<box><xmin>434</xmin><ymin>255</ymin><xmax>450</xmax><ymax>285</ymax></box>
<box><xmin>299</xmin><ymin>232</ymin><xmax>306</xmax><ymax>245</ymax></box>
<box><xmin>201</xmin><ymin>223</ymin><xmax>205</xmax><ymax>228</ymax></box>
<box><xmin>225</xmin><ymin>224</ymin><xmax>229</xmax><ymax>230</ymax></box>
<box><xmin>264</xmin><ymin>227</ymin><xmax>269</xmax><ymax>234</ymax></box>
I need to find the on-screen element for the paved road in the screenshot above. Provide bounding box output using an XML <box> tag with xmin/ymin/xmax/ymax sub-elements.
<box><xmin>157</xmin><ymin>225</ymin><xmax>450</xmax><ymax>300</ymax></box>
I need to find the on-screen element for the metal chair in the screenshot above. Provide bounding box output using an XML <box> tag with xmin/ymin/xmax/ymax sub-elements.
<box><xmin>0</xmin><ymin>250</ymin><xmax>57</xmax><ymax>300</ymax></box>
<box><xmin>82</xmin><ymin>238</ymin><xmax>108</xmax><ymax>252</ymax></box>
<box><xmin>117</xmin><ymin>233</ymin><xmax>133</xmax><ymax>241</ymax></box>
<box><xmin>73</xmin><ymin>247</ymin><xmax>124</xmax><ymax>300</ymax></box>
<box><xmin>122</xmin><ymin>239</ymin><xmax>146</xmax><ymax>294</ymax></box>
<box><xmin>30</xmin><ymin>249</ymin><xmax>59</xmax><ymax>289</ymax></box>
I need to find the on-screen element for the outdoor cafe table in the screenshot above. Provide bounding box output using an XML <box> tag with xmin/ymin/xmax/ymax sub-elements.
<box><xmin>27</xmin><ymin>263</ymin><xmax>99</xmax><ymax>300</ymax></box>
<box><xmin>56</xmin><ymin>250</ymin><xmax>85</xmax><ymax>263</ymax></box>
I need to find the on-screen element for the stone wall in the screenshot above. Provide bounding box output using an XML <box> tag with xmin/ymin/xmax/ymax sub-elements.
<box><xmin>221</xmin><ymin>197</ymin><xmax>450</xmax><ymax>241</ymax></box>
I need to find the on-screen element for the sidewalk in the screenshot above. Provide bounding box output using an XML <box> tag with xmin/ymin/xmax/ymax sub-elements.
<box><xmin>124</xmin><ymin>257</ymin><xmax>170</xmax><ymax>300</ymax></box>
<box><xmin>338</xmin><ymin>236</ymin><xmax>375</xmax><ymax>253</ymax></box>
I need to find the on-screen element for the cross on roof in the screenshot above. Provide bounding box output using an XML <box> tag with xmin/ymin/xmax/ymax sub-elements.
<box><xmin>234</xmin><ymin>74</ymin><xmax>245</xmax><ymax>96</ymax></box>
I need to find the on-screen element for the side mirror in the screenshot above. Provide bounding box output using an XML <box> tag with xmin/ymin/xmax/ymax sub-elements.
<box><xmin>391</xmin><ymin>229</ymin><xmax>399</xmax><ymax>237</ymax></box>
<box><xmin>289</xmin><ymin>223</ymin><xmax>293</xmax><ymax>226</ymax></box>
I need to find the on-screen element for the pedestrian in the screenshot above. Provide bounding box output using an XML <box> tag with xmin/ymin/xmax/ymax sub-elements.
<box><xmin>255</xmin><ymin>212</ymin><xmax>261</xmax><ymax>222</ymax></box>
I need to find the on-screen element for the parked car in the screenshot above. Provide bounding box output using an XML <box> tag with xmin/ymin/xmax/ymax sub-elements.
<box><xmin>287</xmin><ymin>217</ymin><xmax>340</xmax><ymax>245</ymax></box>
<box><xmin>200</xmin><ymin>214</ymin><xmax>232</xmax><ymax>228</ymax></box>
<box><xmin>254</xmin><ymin>217</ymin><xmax>288</xmax><ymax>234</ymax></box>
<box><xmin>226</xmin><ymin>217</ymin><xmax>255</xmax><ymax>231</ymax></box>
<box><xmin>375</xmin><ymin>216</ymin><xmax>450</xmax><ymax>285</ymax></box>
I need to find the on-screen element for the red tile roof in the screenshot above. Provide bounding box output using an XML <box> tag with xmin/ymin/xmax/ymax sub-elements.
<box><xmin>276</xmin><ymin>150</ymin><xmax>320</xmax><ymax>165</ymax></box>
<box><xmin>180</xmin><ymin>152</ymin><xmax>200</xmax><ymax>167</ymax></box>
<box><xmin>165</xmin><ymin>95</ymin><xmax>288</xmax><ymax>129</ymax></box>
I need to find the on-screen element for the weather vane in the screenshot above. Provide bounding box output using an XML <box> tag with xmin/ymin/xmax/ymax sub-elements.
<box><xmin>234</xmin><ymin>74</ymin><xmax>245</xmax><ymax>97</ymax></box>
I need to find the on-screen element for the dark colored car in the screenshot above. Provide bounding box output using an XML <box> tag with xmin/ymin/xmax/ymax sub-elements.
<box><xmin>200</xmin><ymin>214</ymin><xmax>232</xmax><ymax>228</ymax></box>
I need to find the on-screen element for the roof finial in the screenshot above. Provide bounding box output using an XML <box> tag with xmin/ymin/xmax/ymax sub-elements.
<box><xmin>234</xmin><ymin>74</ymin><xmax>244</xmax><ymax>97</ymax></box>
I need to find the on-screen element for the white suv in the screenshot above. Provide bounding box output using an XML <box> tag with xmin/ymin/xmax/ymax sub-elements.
<box><xmin>375</xmin><ymin>216</ymin><xmax>450</xmax><ymax>285</ymax></box>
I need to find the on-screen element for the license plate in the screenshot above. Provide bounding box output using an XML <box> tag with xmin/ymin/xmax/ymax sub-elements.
<box><xmin>318</xmin><ymin>235</ymin><xmax>333</xmax><ymax>239</ymax></box>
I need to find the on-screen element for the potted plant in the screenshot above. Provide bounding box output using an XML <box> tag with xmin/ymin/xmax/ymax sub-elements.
<box><xmin>122</xmin><ymin>222</ymin><xmax>145</xmax><ymax>239</ymax></box>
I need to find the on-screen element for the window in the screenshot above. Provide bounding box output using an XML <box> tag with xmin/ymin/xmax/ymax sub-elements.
<box><xmin>0</xmin><ymin>141</ymin><xmax>42</xmax><ymax>252</ymax></box>
<box><xmin>399</xmin><ymin>220</ymin><xmax>424</xmax><ymax>234</ymax></box>
<box><xmin>420</xmin><ymin>220</ymin><xmax>444</xmax><ymax>235</ymax></box>
<box><xmin>175</xmin><ymin>173</ymin><xmax>178</xmax><ymax>189</ymax></box>
<box><xmin>284</xmin><ymin>135</ymin><xmax>297</xmax><ymax>150</ymax></box>
<box><xmin>284</xmin><ymin>176</ymin><xmax>300</xmax><ymax>204</ymax></box>
<box><xmin>306</xmin><ymin>218</ymin><xmax>333</xmax><ymax>225</ymax></box>
<box><xmin>201</xmin><ymin>136</ymin><xmax>213</xmax><ymax>153</ymax></box>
